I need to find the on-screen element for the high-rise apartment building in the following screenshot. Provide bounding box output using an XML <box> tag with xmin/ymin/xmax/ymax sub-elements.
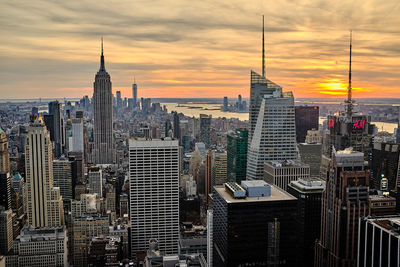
<box><xmin>129</xmin><ymin>139</ymin><xmax>180</xmax><ymax>257</ymax></box>
<box><xmin>200</xmin><ymin>114</ymin><xmax>211</xmax><ymax>148</ymax></box>
<box><xmin>264</xmin><ymin>160</ymin><xmax>310</xmax><ymax>191</ymax></box>
<box><xmin>0</xmin><ymin>128</ymin><xmax>10</xmax><ymax>172</ymax></box>
<box><xmin>6</xmin><ymin>226</ymin><xmax>67</xmax><ymax>267</ymax></box>
<box><xmin>315</xmin><ymin>149</ymin><xmax>370</xmax><ymax>267</ymax></box>
<box><xmin>247</xmin><ymin>71</ymin><xmax>297</xmax><ymax>180</ymax></box>
<box><xmin>88</xmin><ymin>167</ymin><xmax>103</xmax><ymax>197</ymax></box>
<box><xmin>25</xmin><ymin>119</ymin><xmax>64</xmax><ymax>227</ymax></box>
<box><xmin>48</xmin><ymin>101</ymin><xmax>64</xmax><ymax>158</ymax></box>
<box><xmin>227</xmin><ymin>129</ymin><xmax>248</xmax><ymax>184</ymax></box>
<box><xmin>287</xmin><ymin>178</ymin><xmax>325</xmax><ymax>267</ymax></box>
<box><xmin>213</xmin><ymin>181</ymin><xmax>297</xmax><ymax>266</ymax></box>
<box><xmin>295</xmin><ymin>106</ymin><xmax>319</xmax><ymax>143</ymax></box>
<box><xmin>93</xmin><ymin>40</ymin><xmax>115</xmax><ymax>164</ymax></box>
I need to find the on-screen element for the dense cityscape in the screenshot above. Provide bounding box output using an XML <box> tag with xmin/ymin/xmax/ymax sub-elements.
<box><xmin>1</xmin><ymin>10</ymin><xmax>400</xmax><ymax>267</ymax></box>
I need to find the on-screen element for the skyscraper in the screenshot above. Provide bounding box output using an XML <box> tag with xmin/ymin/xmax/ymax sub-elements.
<box><xmin>223</xmin><ymin>97</ymin><xmax>228</xmax><ymax>111</ymax></box>
<box><xmin>129</xmin><ymin>139</ymin><xmax>180</xmax><ymax>257</ymax></box>
<box><xmin>200</xmin><ymin>114</ymin><xmax>211</xmax><ymax>148</ymax></box>
<box><xmin>287</xmin><ymin>178</ymin><xmax>325</xmax><ymax>267</ymax></box>
<box><xmin>53</xmin><ymin>158</ymin><xmax>73</xmax><ymax>208</ymax></box>
<box><xmin>298</xmin><ymin>129</ymin><xmax>323</xmax><ymax>177</ymax></box>
<box><xmin>0</xmin><ymin>128</ymin><xmax>10</xmax><ymax>173</ymax></box>
<box><xmin>132</xmin><ymin>79</ymin><xmax>137</xmax><ymax>107</ymax></box>
<box><xmin>227</xmin><ymin>129</ymin><xmax>248</xmax><ymax>183</ymax></box>
<box><xmin>213</xmin><ymin>181</ymin><xmax>297</xmax><ymax>266</ymax></box>
<box><xmin>88</xmin><ymin>167</ymin><xmax>103</xmax><ymax>197</ymax></box>
<box><xmin>246</xmin><ymin>18</ymin><xmax>297</xmax><ymax>180</ymax></box>
<box><xmin>324</xmin><ymin>32</ymin><xmax>373</xmax><ymax>159</ymax></box>
<box><xmin>25</xmin><ymin>118</ymin><xmax>64</xmax><ymax>227</ymax></box>
<box><xmin>295</xmin><ymin>106</ymin><xmax>319</xmax><ymax>143</ymax></box>
<box><xmin>173</xmin><ymin>111</ymin><xmax>180</xmax><ymax>140</ymax></box>
<box><xmin>315</xmin><ymin>148</ymin><xmax>370</xmax><ymax>267</ymax></box>
<box><xmin>93</xmin><ymin>39</ymin><xmax>115</xmax><ymax>164</ymax></box>
<box><xmin>48</xmin><ymin>101</ymin><xmax>64</xmax><ymax>158</ymax></box>
<box><xmin>70</xmin><ymin>118</ymin><xmax>84</xmax><ymax>152</ymax></box>
<box><xmin>0</xmin><ymin>172</ymin><xmax>11</xmax><ymax>210</ymax></box>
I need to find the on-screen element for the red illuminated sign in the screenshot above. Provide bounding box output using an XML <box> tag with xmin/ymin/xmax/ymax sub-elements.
<box><xmin>352</xmin><ymin>120</ymin><xmax>366</xmax><ymax>129</ymax></box>
<box><xmin>328</xmin><ymin>119</ymin><xmax>335</xmax><ymax>128</ymax></box>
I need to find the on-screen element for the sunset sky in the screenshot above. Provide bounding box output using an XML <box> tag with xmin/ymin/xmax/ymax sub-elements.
<box><xmin>1</xmin><ymin>0</ymin><xmax>399</xmax><ymax>99</ymax></box>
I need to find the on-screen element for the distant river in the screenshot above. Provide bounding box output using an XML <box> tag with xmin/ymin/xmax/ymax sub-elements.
<box><xmin>161</xmin><ymin>102</ymin><xmax>398</xmax><ymax>133</ymax></box>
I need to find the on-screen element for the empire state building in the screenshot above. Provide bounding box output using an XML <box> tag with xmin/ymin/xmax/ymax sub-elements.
<box><xmin>93</xmin><ymin>40</ymin><xmax>115</xmax><ymax>164</ymax></box>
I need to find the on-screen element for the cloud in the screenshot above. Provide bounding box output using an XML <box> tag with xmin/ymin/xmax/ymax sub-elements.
<box><xmin>0</xmin><ymin>0</ymin><xmax>399</xmax><ymax>98</ymax></box>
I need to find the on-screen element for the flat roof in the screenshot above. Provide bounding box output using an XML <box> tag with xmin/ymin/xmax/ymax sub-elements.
<box><xmin>129</xmin><ymin>139</ymin><xmax>179</xmax><ymax>148</ymax></box>
<box><xmin>214</xmin><ymin>184</ymin><xmax>296</xmax><ymax>203</ymax></box>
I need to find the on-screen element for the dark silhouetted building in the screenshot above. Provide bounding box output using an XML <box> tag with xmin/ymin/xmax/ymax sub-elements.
<box><xmin>295</xmin><ymin>106</ymin><xmax>319</xmax><ymax>143</ymax></box>
<box><xmin>213</xmin><ymin>181</ymin><xmax>297</xmax><ymax>267</ymax></box>
<box><xmin>0</xmin><ymin>172</ymin><xmax>11</xmax><ymax>210</ymax></box>
<box><xmin>287</xmin><ymin>178</ymin><xmax>325</xmax><ymax>267</ymax></box>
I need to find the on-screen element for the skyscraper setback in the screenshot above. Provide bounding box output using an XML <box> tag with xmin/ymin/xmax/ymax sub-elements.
<box><xmin>93</xmin><ymin>39</ymin><xmax>115</xmax><ymax>164</ymax></box>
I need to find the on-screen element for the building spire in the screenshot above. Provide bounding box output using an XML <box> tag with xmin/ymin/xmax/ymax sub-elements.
<box><xmin>346</xmin><ymin>30</ymin><xmax>353</xmax><ymax>117</ymax></box>
<box><xmin>262</xmin><ymin>15</ymin><xmax>266</xmax><ymax>78</ymax></box>
<box><xmin>99</xmin><ymin>37</ymin><xmax>105</xmax><ymax>72</ymax></box>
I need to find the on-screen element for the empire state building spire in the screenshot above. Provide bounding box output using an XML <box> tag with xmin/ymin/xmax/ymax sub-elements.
<box><xmin>99</xmin><ymin>37</ymin><xmax>106</xmax><ymax>72</ymax></box>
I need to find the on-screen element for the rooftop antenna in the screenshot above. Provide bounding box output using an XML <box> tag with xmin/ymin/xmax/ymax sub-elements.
<box><xmin>262</xmin><ymin>15</ymin><xmax>266</xmax><ymax>78</ymax></box>
<box><xmin>345</xmin><ymin>30</ymin><xmax>353</xmax><ymax>117</ymax></box>
<box><xmin>99</xmin><ymin>37</ymin><xmax>105</xmax><ymax>72</ymax></box>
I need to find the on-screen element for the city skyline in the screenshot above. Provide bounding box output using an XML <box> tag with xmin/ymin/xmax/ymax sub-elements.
<box><xmin>1</xmin><ymin>0</ymin><xmax>400</xmax><ymax>99</ymax></box>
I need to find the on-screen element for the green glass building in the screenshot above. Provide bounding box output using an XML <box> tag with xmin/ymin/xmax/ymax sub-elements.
<box><xmin>227</xmin><ymin>129</ymin><xmax>248</xmax><ymax>183</ymax></box>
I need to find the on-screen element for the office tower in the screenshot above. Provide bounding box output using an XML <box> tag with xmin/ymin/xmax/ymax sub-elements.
<box><xmin>53</xmin><ymin>158</ymin><xmax>73</xmax><ymax>208</ymax></box>
<box><xmin>173</xmin><ymin>111</ymin><xmax>181</xmax><ymax>140</ymax></box>
<box><xmin>295</xmin><ymin>106</ymin><xmax>319</xmax><ymax>143</ymax></box>
<box><xmin>11</xmin><ymin>173</ymin><xmax>25</xmax><ymax>217</ymax></box>
<box><xmin>200</xmin><ymin>114</ymin><xmax>211</xmax><ymax>148</ymax></box>
<box><xmin>88</xmin><ymin>236</ymin><xmax>122</xmax><ymax>266</ymax></box>
<box><xmin>105</xmin><ymin>185</ymin><xmax>116</xmax><ymax>212</ymax></box>
<box><xmin>213</xmin><ymin>180</ymin><xmax>297</xmax><ymax>266</ymax></box>
<box><xmin>207</xmin><ymin>210</ymin><xmax>213</xmax><ymax>267</ymax></box>
<box><xmin>298</xmin><ymin>129</ymin><xmax>323</xmax><ymax>177</ymax></box>
<box><xmin>76</xmin><ymin>110</ymin><xmax>84</xmax><ymax>119</ymax></box>
<box><xmin>119</xmin><ymin>193</ymin><xmax>129</xmax><ymax>217</ymax></box>
<box><xmin>164</xmin><ymin>119</ymin><xmax>172</xmax><ymax>138</ymax></box>
<box><xmin>71</xmin><ymin>214</ymin><xmax>109</xmax><ymax>266</ymax></box>
<box><xmin>0</xmin><ymin>129</ymin><xmax>9</xmax><ymax>172</ymax></box>
<box><xmin>223</xmin><ymin>97</ymin><xmax>228</xmax><ymax>111</ymax></box>
<box><xmin>6</xmin><ymin>226</ymin><xmax>67</xmax><ymax>267</ymax></box>
<box><xmin>212</xmin><ymin>151</ymin><xmax>227</xmax><ymax>185</ymax></box>
<box><xmin>371</xmin><ymin>136</ymin><xmax>400</xmax><ymax>191</ymax></box>
<box><xmin>263</xmin><ymin>160</ymin><xmax>310</xmax><ymax>191</ymax></box>
<box><xmin>0</xmin><ymin>172</ymin><xmax>11</xmax><ymax>210</ymax></box>
<box><xmin>116</xmin><ymin>91</ymin><xmax>123</xmax><ymax>110</ymax></box>
<box><xmin>48</xmin><ymin>101</ymin><xmax>64</xmax><ymax>158</ymax></box>
<box><xmin>182</xmin><ymin>135</ymin><xmax>191</xmax><ymax>153</ymax></box>
<box><xmin>227</xmin><ymin>129</ymin><xmax>248</xmax><ymax>183</ymax></box>
<box><xmin>287</xmin><ymin>179</ymin><xmax>325</xmax><ymax>267</ymax></box>
<box><xmin>93</xmin><ymin>39</ymin><xmax>115</xmax><ymax>164</ymax></box>
<box><xmin>315</xmin><ymin>148</ymin><xmax>370</xmax><ymax>267</ymax></box>
<box><xmin>25</xmin><ymin>119</ymin><xmax>64</xmax><ymax>227</ymax></box>
<box><xmin>132</xmin><ymin>80</ymin><xmax>137</xmax><ymax>106</ymax></box>
<box><xmin>358</xmin><ymin>216</ymin><xmax>400</xmax><ymax>266</ymax></box>
<box><xmin>0</xmin><ymin>206</ymin><xmax>13</xmax><ymax>255</ymax></box>
<box><xmin>88</xmin><ymin>167</ymin><xmax>103</xmax><ymax>197</ymax></box>
<box><xmin>247</xmin><ymin>18</ymin><xmax>297</xmax><ymax>181</ymax></box>
<box><xmin>129</xmin><ymin>139</ymin><xmax>179</xmax><ymax>256</ymax></box>
<box><xmin>324</xmin><ymin>33</ymin><xmax>373</xmax><ymax>158</ymax></box>
<box><xmin>69</xmin><ymin>118</ymin><xmax>84</xmax><ymax>152</ymax></box>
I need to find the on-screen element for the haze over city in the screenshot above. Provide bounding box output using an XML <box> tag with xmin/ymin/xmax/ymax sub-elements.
<box><xmin>1</xmin><ymin>0</ymin><xmax>400</xmax><ymax>99</ymax></box>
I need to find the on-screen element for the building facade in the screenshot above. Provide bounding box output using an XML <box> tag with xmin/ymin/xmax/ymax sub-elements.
<box><xmin>227</xmin><ymin>129</ymin><xmax>248</xmax><ymax>184</ymax></box>
<box><xmin>0</xmin><ymin>129</ymin><xmax>10</xmax><ymax>173</ymax></box>
<box><xmin>295</xmin><ymin>106</ymin><xmax>319</xmax><ymax>143</ymax></box>
<box><xmin>129</xmin><ymin>139</ymin><xmax>180</xmax><ymax>257</ymax></box>
<box><xmin>199</xmin><ymin>114</ymin><xmax>211</xmax><ymax>148</ymax></box>
<box><xmin>315</xmin><ymin>149</ymin><xmax>370</xmax><ymax>267</ymax></box>
<box><xmin>247</xmin><ymin>71</ymin><xmax>297</xmax><ymax>180</ymax></box>
<box><xmin>264</xmin><ymin>160</ymin><xmax>310</xmax><ymax>191</ymax></box>
<box><xmin>93</xmin><ymin>41</ymin><xmax>115</xmax><ymax>164</ymax></box>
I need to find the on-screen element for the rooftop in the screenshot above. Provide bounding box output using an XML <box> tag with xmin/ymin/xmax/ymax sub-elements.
<box><xmin>130</xmin><ymin>139</ymin><xmax>179</xmax><ymax>148</ymax></box>
<box><xmin>265</xmin><ymin>160</ymin><xmax>309</xmax><ymax>168</ymax></box>
<box><xmin>214</xmin><ymin>183</ymin><xmax>296</xmax><ymax>203</ymax></box>
<box><xmin>289</xmin><ymin>178</ymin><xmax>325</xmax><ymax>192</ymax></box>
